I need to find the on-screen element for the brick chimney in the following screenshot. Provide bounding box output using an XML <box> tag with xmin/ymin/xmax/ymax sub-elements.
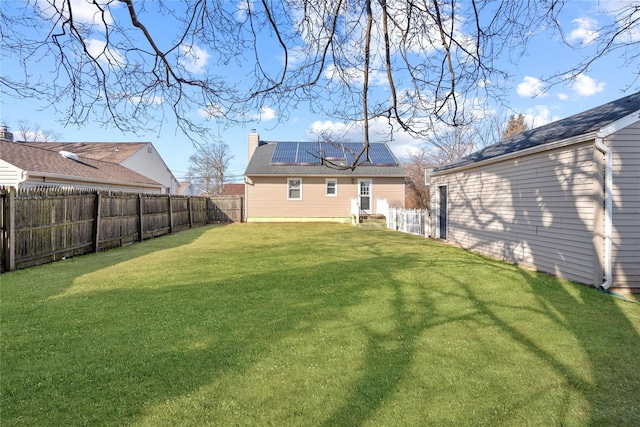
<box><xmin>248</xmin><ymin>129</ymin><xmax>259</xmax><ymax>162</ymax></box>
<box><xmin>0</xmin><ymin>126</ymin><xmax>14</xmax><ymax>142</ymax></box>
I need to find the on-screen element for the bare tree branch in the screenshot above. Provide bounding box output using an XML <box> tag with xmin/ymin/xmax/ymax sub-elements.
<box><xmin>2</xmin><ymin>0</ymin><xmax>636</xmax><ymax>168</ymax></box>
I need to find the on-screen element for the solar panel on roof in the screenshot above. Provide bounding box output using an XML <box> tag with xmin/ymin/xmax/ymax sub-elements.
<box><xmin>321</xmin><ymin>142</ymin><xmax>346</xmax><ymax>160</ymax></box>
<box><xmin>271</xmin><ymin>142</ymin><xmax>298</xmax><ymax>164</ymax></box>
<box><xmin>368</xmin><ymin>144</ymin><xmax>397</xmax><ymax>165</ymax></box>
<box><xmin>296</xmin><ymin>142</ymin><xmax>322</xmax><ymax>164</ymax></box>
<box><xmin>270</xmin><ymin>141</ymin><xmax>397</xmax><ymax>166</ymax></box>
<box><xmin>344</xmin><ymin>143</ymin><xmax>370</xmax><ymax>165</ymax></box>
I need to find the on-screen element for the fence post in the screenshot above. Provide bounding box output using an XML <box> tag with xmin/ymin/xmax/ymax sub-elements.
<box><xmin>188</xmin><ymin>197</ymin><xmax>193</xmax><ymax>228</ymax></box>
<box><xmin>168</xmin><ymin>195</ymin><xmax>174</xmax><ymax>234</ymax></box>
<box><xmin>3</xmin><ymin>187</ymin><xmax>15</xmax><ymax>271</ymax></box>
<box><xmin>138</xmin><ymin>193</ymin><xmax>144</xmax><ymax>242</ymax></box>
<box><xmin>93</xmin><ymin>192</ymin><xmax>101</xmax><ymax>252</ymax></box>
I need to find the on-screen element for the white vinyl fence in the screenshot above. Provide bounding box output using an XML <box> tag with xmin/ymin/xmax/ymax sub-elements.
<box><xmin>387</xmin><ymin>208</ymin><xmax>430</xmax><ymax>237</ymax></box>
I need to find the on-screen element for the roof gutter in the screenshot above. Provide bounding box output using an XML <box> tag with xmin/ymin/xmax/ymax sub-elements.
<box><xmin>30</xmin><ymin>171</ymin><xmax>163</xmax><ymax>189</ymax></box>
<box><xmin>431</xmin><ymin>132</ymin><xmax>597</xmax><ymax>176</ymax></box>
<box><xmin>245</xmin><ymin>172</ymin><xmax>407</xmax><ymax>178</ymax></box>
<box><xmin>594</xmin><ymin>133</ymin><xmax>612</xmax><ymax>290</ymax></box>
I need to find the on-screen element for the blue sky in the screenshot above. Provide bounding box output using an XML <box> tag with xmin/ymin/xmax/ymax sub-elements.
<box><xmin>1</xmin><ymin>0</ymin><xmax>637</xmax><ymax>182</ymax></box>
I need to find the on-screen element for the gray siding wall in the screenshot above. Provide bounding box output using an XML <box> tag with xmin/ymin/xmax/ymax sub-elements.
<box><xmin>121</xmin><ymin>144</ymin><xmax>179</xmax><ymax>194</ymax></box>
<box><xmin>607</xmin><ymin>121</ymin><xmax>640</xmax><ymax>291</ymax></box>
<box><xmin>431</xmin><ymin>141</ymin><xmax>597</xmax><ymax>285</ymax></box>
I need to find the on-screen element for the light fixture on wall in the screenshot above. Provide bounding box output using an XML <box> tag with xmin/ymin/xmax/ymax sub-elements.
<box><xmin>351</xmin><ymin>178</ymin><xmax>355</xmax><ymax>184</ymax></box>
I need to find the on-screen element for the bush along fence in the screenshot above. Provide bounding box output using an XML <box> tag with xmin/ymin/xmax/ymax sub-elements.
<box><xmin>1</xmin><ymin>187</ymin><xmax>243</xmax><ymax>272</ymax></box>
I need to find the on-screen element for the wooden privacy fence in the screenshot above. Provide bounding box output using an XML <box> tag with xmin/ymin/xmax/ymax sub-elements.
<box><xmin>208</xmin><ymin>196</ymin><xmax>243</xmax><ymax>223</ymax></box>
<box><xmin>1</xmin><ymin>187</ymin><xmax>243</xmax><ymax>272</ymax></box>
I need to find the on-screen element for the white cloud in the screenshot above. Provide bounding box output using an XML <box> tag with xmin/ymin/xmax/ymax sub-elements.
<box><xmin>252</xmin><ymin>106</ymin><xmax>276</xmax><ymax>122</ymax></box>
<box><xmin>322</xmin><ymin>64</ymin><xmax>389</xmax><ymax>87</ymax></box>
<box><xmin>308</xmin><ymin>120</ymin><xmax>353</xmax><ymax>136</ymax></box>
<box><xmin>306</xmin><ymin>118</ymin><xmax>422</xmax><ymax>161</ymax></box>
<box><xmin>85</xmin><ymin>38</ymin><xmax>124</xmax><ymax>67</ymax></box>
<box><xmin>572</xmin><ymin>74</ymin><xmax>606</xmax><ymax>96</ymax></box>
<box><xmin>21</xmin><ymin>129</ymin><xmax>56</xmax><ymax>142</ymax></box>
<box><xmin>568</xmin><ymin>17</ymin><xmax>600</xmax><ymax>45</ymax></box>
<box><xmin>234</xmin><ymin>0</ymin><xmax>254</xmax><ymax>21</ymax></box>
<box><xmin>557</xmin><ymin>92</ymin><xmax>569</xmax><ymax>101</ymax></box>
<box><xmin>198</xmin><ymin>104</ymin><xmax>225</xmax><ymax>118</ymax></box>
<box><xmin>38</xmin><ymin>0</ymin><xmax>115</xmax><ymax>29</ymax></box>
<box><xmin>524</xmin><ymin>105</ymin><xmax>560</xmax><ymax>129</ymax></box>
<box><xmin>179</xmin><ymin>44</ymin><xmax>211</xmax><ymax>74</ymax></box>
<box><xmin>517</xmin><ymin>76</ymin><xmax>546</xmax><ymax>98</ymax></box>
<box><xmin>129</xmin><ymin>94</ymin><xmax>163</xmax><ymax>105</ymax></box>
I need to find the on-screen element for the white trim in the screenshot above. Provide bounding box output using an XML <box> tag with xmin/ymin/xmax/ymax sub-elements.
<box><xmin>435</xmin><ymin>184</ymin><xmax>447</xmax><ymax>240</ymax></box>
<box><xmin>245</xmin><ymin>173</ymin><xmax>406</xmax><ymax>178</ymax></box>
<box><xmin>424</xmin><ymin>168</ymin><xmax>433</xmax><ymax>185</ymax></box>
<box><xmin>431</xmin><ymin>132</ymin><xmax>597</xmax><ymax>176</ymax></box>
<box><xmin>358</xmin><ymin>179</ymin><xmax>372</xmax><ymax>213</ymax></box>
<box><xmin>595</xmin><ymin>134</ymin><xmax>613</xmax><ymax>289</ymax></box>
<box><xmin>431</xmin><ymin>110</ymin><xmax>640</xmax><ymax>176</ymax></box>
<box><xmin>600</xmin><ymin>109</ymin><xmax>640</xmax><ymax>137</ymax></box>
<box><xmin>28</xmin><ymin>171</ymin><xmax>163</xmax><ymax>189</ymax></box>
<box><xmin>325</xmin><ymin>178</ymin><xmax>338</xmax><ymax>196</ymax></box>
<box><xmin>287</xmin><ymin>177</ymin><xmax>302</xmax><ymax>200</ymax></box>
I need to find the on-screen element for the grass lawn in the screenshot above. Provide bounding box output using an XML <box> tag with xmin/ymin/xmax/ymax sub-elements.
<box><xmin>1</xmin><ymin>223</ymin><xmax>639</xmax><ymax>426</ymax></box>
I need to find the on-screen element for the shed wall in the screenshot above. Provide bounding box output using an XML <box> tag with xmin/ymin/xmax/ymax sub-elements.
<box><xmin>607</xmin><ymin>121</ymin><xmax>640</xmax><ymax>292</ymax></box>
<box><xmin>430</xmin><ymin>141</ymin><xmax>597</xmax><ymax>285</ymax></box>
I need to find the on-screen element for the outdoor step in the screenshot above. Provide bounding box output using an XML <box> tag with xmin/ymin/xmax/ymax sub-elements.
<box><xmin>358</xmin><ymin>216</ymin><xmax>387</xmax><ymax>228</ymax></box>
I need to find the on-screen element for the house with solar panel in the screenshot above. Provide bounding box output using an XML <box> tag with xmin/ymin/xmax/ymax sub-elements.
<box><xmin>428</xmin><ymin>91</ymin><xmax>640</xmax><ymax>293</ymax></box>
<box><xmin>244</xmin><ymin>131</ymin><xmax>406</xmax><ymax>222</ymax></box>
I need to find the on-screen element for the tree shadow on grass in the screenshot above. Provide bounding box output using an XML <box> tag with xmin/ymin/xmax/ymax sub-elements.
<box><xmin>318</xmin><ymin>237</ymin><xmax>639</xmax><ymax>426</ymax></box>
<box><xmin>2</xmin><ymin>228</ymin><xmax>415</xmax><ymax>426</ymax></box>
<box><xmin>2</xmin><ymin>225</ymin><xmax>638</xmax><ymax>426</ymax></box>
<box><xmin>424</xmin><ymin>260</ymin><xmax>639</xmax><ymax>426</ymax></box>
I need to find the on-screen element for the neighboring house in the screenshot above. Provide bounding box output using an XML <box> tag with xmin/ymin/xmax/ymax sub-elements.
<box><xmin>22</xmin><ymin>141</ymin><xmax>180</xmax><ymax>194</ymax></box>
<box><xmin>0</xmin><ymin>140</ymin><xmax>164</xmax><ymax>193</ymax></box>
<box><xmin>244</xmin><ymin>132</ymin><xmax>406</xmax><ymax>222</ymax></box>
<box><xmin>429</xmin><ymin>91</ymin><xmax>640</xmax><ymax>293</ymax></box>
<box><xmin>220</xmin><ymin>183</ymin><xmax>245</xmax><ymax>196</ymax></box>
<box><xmin>178</xmin><ymin>180</ymin><xmax>196</xmax><ymax>196</ymax></box>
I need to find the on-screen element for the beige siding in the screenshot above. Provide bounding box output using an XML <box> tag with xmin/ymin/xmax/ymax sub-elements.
<box><xmin>431</xmin><ymin>141</ymin><xmax>597</xmax><ymax>285</ymax></box>
<box><xmin>246</xmin><ymin>175</ymin><xmax>404</xmax><ymax>221</ymax></box>
<box><xmin>606</xmin><ymin>121</ymin><xmax>640</xmax><ymax>292</ymax></box>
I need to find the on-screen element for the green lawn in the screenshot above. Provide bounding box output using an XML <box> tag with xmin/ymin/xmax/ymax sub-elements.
<box><xmin>1</xmin><ymin>223</ymin><xmax>638</xmax><ymax>426</ymax></box>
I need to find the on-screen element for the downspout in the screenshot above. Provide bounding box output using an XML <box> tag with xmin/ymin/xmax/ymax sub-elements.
<box><xmin>595</xmin><ymin>133</ymin><xmax>612</xmax><ymax>290</ymax></box>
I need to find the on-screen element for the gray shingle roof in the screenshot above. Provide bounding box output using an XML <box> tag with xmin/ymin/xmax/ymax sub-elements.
<box><xmin>435</xmin><ymin>91</ymin><xmax>640</xmax><ymax>172</ymax></box>
<box><xmin>1</xmin><ymin>141</ymin><xmax>162</xmax><ymax>186</ymax></box>
<box><xmin>245</xmin><ymin>142</ymin><xmax>407</xmax><ymax>177</ymax></box>
<box><xmin>22</xmin><ymin>142</ymin><xmax>148</xmax><ymax>164</ymax></box>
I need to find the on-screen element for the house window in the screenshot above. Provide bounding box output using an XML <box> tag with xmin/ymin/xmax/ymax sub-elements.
<box><xmin>326</xmin><ymin>179</ymin><xmax>337</xmax><ymax>196</ymax></box>
<box><xmin>288</xmin><ymin>178</ymin><xmax>302</xmax><ymax>200</ymax></box>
